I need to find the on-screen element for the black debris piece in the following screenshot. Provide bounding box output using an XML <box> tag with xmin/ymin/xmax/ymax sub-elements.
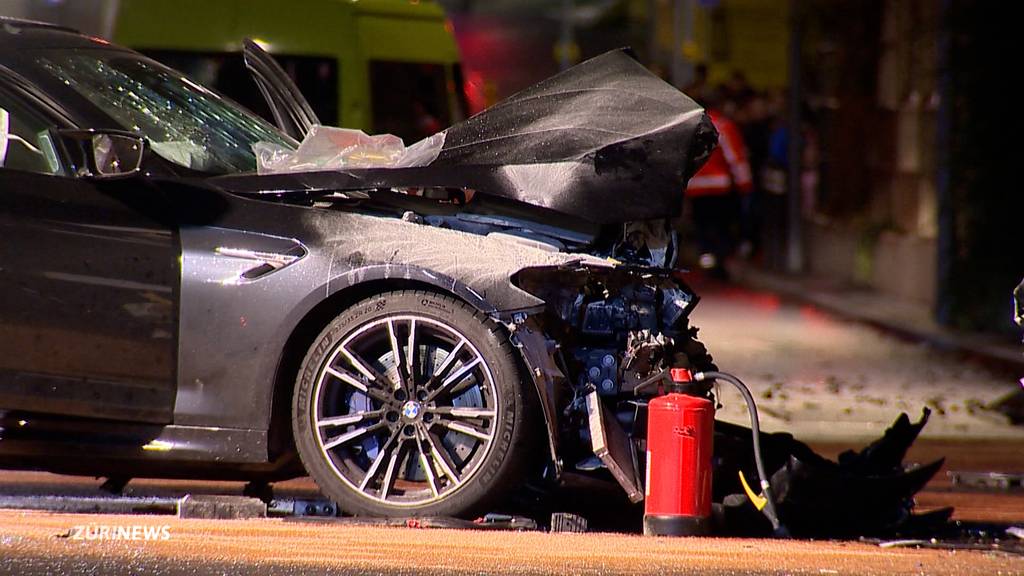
<box><xmin>715</xmin><ymin>409</ymin><xmax>946</xmax><ymax>538</ymax></box>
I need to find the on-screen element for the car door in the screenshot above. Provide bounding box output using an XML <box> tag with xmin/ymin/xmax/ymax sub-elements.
<box><xmin>242</xmin><ymin>39</ymin><xmax>320</xmax><ymax>140</ymax></box>
<box><xmin>0</xmin><ymin>82</ymin><xmax>178</xmax><ymax>424</ymax></box>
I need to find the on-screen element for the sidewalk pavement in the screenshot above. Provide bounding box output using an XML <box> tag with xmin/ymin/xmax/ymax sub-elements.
<box><xmin>685</xmin><ymin>266</ymin><xmax>1024</xmax><ymax>445</ymax></box>
<box><xmin>730</xmin><ymin>263</ymin><xmax>1024</xmax><ymax>373</ymax></box>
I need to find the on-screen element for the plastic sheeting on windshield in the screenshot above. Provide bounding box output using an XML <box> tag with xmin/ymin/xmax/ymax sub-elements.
<box><xmin>253</xmin><ymin>125</ymin><xmax>445</xmax><ymax>174</ymax></box>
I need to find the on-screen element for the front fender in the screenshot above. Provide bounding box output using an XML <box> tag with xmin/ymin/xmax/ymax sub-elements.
<box><xmin>326</xmin><ymin>263</ymin><xmax>497</xmax><ymax>317</ymax></box>
<box><xmin>318</xmin><ymin>262</ymin><xmax>567</xmax><ymax>474</ymax></box>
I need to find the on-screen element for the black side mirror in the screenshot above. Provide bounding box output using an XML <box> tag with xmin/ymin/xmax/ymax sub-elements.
<box><xmin>54</xmin><ymin>129</ymin><xmax>146</xmax><ymax>179</ymax></box>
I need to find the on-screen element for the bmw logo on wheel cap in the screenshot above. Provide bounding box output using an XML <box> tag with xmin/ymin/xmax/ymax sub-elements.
<box><xmin>401</xmin><ymin>400</ymin><xmax>421</xmax><ymax>420</ymax></box>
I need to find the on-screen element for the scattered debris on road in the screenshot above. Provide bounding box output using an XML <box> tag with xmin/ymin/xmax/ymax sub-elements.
<box><xmin>950</xmin><ymin>471</ymin><xmax>1024</xmax><ymax>491</ymax></box>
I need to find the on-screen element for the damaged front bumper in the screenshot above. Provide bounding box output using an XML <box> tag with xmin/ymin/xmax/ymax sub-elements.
<box><xmin>503</xmin><ymin>262</ymin><xmax>711</xmax><ymax>488</ymax></box>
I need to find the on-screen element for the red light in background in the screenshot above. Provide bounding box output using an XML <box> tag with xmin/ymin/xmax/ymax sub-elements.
<box><xmin>462</xmin><ymin>69</ymin><xmax>488</xmax><ymax>115</ymax></box>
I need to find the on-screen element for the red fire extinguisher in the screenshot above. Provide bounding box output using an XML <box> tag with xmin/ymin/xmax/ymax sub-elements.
<box><xmin>643</xmin><ymin>368</ymin><xmax>715</xmax><ymax>536</ymax></box>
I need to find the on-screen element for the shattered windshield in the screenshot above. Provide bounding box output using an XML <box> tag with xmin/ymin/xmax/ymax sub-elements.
<box><xmin>35</xmin><ymin>51</ymin><xmax>295</xmax><ymax>174</ymax></box>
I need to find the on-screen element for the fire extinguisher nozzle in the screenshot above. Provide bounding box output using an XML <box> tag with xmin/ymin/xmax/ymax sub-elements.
<box><xmin>698</xmin><ymin>370</ymin><xmax>787</xmax><ymax>536</ymax></box>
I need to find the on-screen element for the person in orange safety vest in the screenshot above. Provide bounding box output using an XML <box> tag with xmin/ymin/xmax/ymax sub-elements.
<box><xmin>686</xmin><ymin>108</ymin><xmax>753</xmax><ymax>278</ymax></box>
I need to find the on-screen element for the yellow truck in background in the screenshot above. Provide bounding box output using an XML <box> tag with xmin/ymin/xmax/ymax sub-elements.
<box><xmin>112</xmin><ymin>0</ymin><xmax>466</xmax><ymax>142</ymax></box>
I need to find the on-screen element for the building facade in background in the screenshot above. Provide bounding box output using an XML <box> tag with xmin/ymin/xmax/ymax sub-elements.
<box><xmin>650</xmin><ymin>0</ymin><xmax>1016</xmax><ymax>333</ymax></box>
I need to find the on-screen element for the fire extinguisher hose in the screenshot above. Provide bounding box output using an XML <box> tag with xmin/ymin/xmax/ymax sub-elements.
<box><xmin>694</xmin><ymin>370</ymin><xmax>788</xmax><ymax>536</ymax></box>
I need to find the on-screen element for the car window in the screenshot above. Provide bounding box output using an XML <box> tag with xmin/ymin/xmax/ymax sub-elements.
<box><xmin>141</xmin><ymin>50</ymin><xmax>340</xmax><ymax>128</ymax></box>
<box><xmin>0</xmin><ymin>95</ymin><xmax>62</xmax><ymax>176</ymax></box>
<box><xmin>34</xmin><ymin>51</ymin><xmax>295</xmax><ymax>175</ymax></box>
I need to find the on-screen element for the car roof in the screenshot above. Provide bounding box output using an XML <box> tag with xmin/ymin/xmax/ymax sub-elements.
<box><xmin>0</xmin><ymin>16</ymin><xmax>78</xmax><ymax>34</ymax></box>
<box><xmin>0</xmin><ymin>16</ymin><xmax>112</xmax><ymax>57</ymax></box>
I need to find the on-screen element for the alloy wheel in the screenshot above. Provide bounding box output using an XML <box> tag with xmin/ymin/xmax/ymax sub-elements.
<box><xmin>311</xmin><ymin>315</ymin><xmax>500</xmax><ymax>507</ymax></box>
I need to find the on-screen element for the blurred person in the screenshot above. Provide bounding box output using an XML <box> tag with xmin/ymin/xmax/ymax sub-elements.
<box><xmin>686</xmin><ymin>96</ymin><xmax>754</xmax><ymax>279</ymax></box>
<box><xmin>684</xmin><ymin>63</ymin><xmax>710</xmax><ymax>105</ymax></box>
<box><xmin>734</xmin><ymin>90</ymin><xmax>773</xmax><ymax>259</ymax></box>
<box><xmin>761</xmin><ymin>94</ymin><xmax>820</xmax><ymax>269</ymax></box>
<box><xmin>761</xmin><ymin>96</ymin><xmax>791</xmax><ymax>270</ymax></box>
<box><xmin>725</xmin><ymin>70</ymin><xmax>752</xmax><ymax>99</ymax></box>
<box><xmin>718</xmin><ymin>70</ymin><xmax>752</xmax><ymax>117</ymax></box>
<box><xmin>719</xmin><ymin>91</ymin><xmax>739</xmax><ymax>119</ymax></box>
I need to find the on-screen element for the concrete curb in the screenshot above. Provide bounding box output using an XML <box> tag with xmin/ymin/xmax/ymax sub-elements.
<box><xmin>178</xmin><ymin>494</ymin><xmax>266</xmax><ymax>519</ymax></box>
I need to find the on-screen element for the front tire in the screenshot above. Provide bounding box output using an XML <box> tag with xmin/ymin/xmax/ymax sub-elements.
<box><xmin>292</xmin><ymin>290</ymin><xmax>535</xmax><ymax>517</ymax></box>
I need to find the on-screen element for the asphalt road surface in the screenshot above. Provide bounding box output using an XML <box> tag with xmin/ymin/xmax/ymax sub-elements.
<box><xmin>1</xmin><ymin>506</ymin><xmax>1022</xmax><ymax>576</ymax></box>
<box><xmin>1</xmin><ymin>458</ymin><xmax>1023</xmax><ymax>576</ymax></box>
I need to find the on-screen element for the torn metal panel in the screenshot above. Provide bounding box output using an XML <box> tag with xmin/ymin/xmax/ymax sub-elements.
<box><xmin>509</xmin><ymin>320</ymin><xmax>567</xmax><ymax>474</ymax></box>
<box><xmin>586</xmin><ymin>391</ymin><xmax>644</xmax><ymax>503</ymax></box>
<box><xmin>215</xmin><ymin>50</ymin><xmax>717</xmax><ymax>225</ymax></box>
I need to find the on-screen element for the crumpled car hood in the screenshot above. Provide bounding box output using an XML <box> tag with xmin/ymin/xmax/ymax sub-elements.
<box><xmin>215</xmin><ymin>49</ymin><xmax>716</xmax><ymax>225</ymax></box>
<box><xmin>428</xmin><ymin>49</ymin><xmax>716</xmax><ymax>222</ymax></box>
